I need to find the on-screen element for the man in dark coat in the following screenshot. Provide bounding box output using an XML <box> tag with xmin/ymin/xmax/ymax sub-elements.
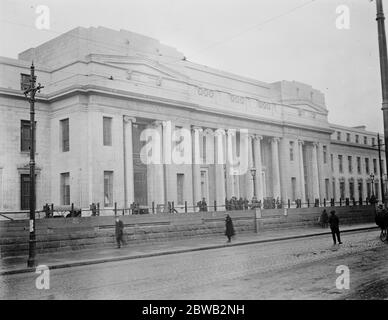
<box><xmin>328</xmin><ymin>210</ymin><xmax>342</xmax><ymax>245</ymax></box>
<box><xmin>320</xmin><ymin>209</ymin><xmax>329</xmax><ymax>228</ymax></box>
<box><xmin>115</xmin><ymin>217</ymin><xmax>124</xmax><ymax>248</ymax></box>
<box><xmin>225</xmin><ymin>214</ymin><xmax>235</xmax><ymax>243</ymax></box>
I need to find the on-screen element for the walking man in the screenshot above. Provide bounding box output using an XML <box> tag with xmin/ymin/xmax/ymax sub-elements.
<box><xmin>328</xmin><ymin>210</ymin><xmax>342</xmax><ymax>245</ymax></box>
<box><xmin>115</xmin><ymin>217</ymin><xmax>124</xmax><ymax>248</ymax></box>
<box><xmin>225</xmin><ymin>214</ymin><xmax>235</xmax><ymax>243</ymax></box>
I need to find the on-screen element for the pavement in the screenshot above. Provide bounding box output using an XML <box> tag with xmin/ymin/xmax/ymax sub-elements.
<box><xmin>0</xmin><ymin>222</ymin><xmax>379</xmax><ymax>276</ymax></box>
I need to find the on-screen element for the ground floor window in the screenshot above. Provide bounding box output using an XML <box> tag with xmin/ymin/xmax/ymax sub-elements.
<box><xmin>340</xmin><ymin>181</ymin><xmax>345</xmax><ymax>199</ymax></box>
<box><xmin>325</xmin><ymin>179</ymin><xmax>329</xmax><ymax>200</ymax></box>
<box><xmin>60</xmin><ymin>172</ymin><xmax>70</xmax><ymax>205</ymax></box>
<box><xmin>20</xmin><ymin>174</ymin><xmax>30</xmax><ymax>210</ymax></box>
<box><xmin>349</xmin><ymin>181</ymin><xmax>354</xmax><ymax>200</ymax></box>
<box><xmin>104</xmin><ymin>171</ymin><xmax>113</xmax><ymax>207</ymax></box>
<box><xmin>291</xmin><ymin>177</ymin><xmax>296</xmax><ymax>201</ymax></box>
<box><xmin>177</xmin><ymin>173</ymin><xmax>184</xmax><ymax>205</ymax></box>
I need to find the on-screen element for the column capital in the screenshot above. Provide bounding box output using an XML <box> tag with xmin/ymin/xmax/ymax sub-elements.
<box><xmin>203</xmin><ymin>128</ymin><xmax>214</xmax><ymax>136</ymax></box>
<box><xmin>151</xmin><ymin>120</ymin><xmax>163</xmax><ymax>128</ymax></box>
<box><xmin>271</xmin><ymin>137</ymin><xmax>280</xmax><ymax>143</ymax></box>
<box><xmin>312</xmin><ymin>141</ymin><xmax>319</xmax><ymax>148</ymax></box>
<box><xmin>214</xmin><ymin>128</ymin><xmax>226</xmax><ymax>136</ymax></box>
<box><xmin>253</xmin><ymin>134</ymin><xmax>263</xmax><ymax>141</ymax></box>
<box><xmin>298</xmin><ymin>139</ymin><xmax>304</xmax><ymax>145</ymax></box>
<box><xmin>123</xmin><ymin>115</ymin><xmax>136</xmax><ymax>123</ymax></box>
<box><xmin>191</xmin><ymin>126</ymin><xmax>203</xmax><ymax>133</ymax></box>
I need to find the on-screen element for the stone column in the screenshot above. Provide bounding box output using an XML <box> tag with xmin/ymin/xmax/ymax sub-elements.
<box><xmin>123</xmin><ymin>116</ymin><xmax>136</xmax><ymax>208</ymax></box>
<box><xmin>215</xmin><ymin>129</ymin><xmax>226</xmax><ymax>206</ymax></box>
<box><xmin>152</xmin><ymin>121</ymin><xmax>165</xmax><ymax>206</ymax></box>
<box><xmin>298</xmin><ymin>140</ymin><xmax>306</xmax><ymax>202</ymax></box>
<box><xmin>279</xmin><ymin>137</ymin><xmax>289</xmax><ymax>203</ymax></box>
<box><xmin>226</xmin><ymin>129</ymin><xmax>235</xmax><ymax>198</ymax></box>
<box><xmin>245</xmin><ymin>134</ymin><xmax>254</xmax><ymax>201</ymax></box>
<box><xmin>253</xmin><ymin>135</ymin><xmax>264</xmax><ymax>202</ymax></box>
<box><xmin>311</xmin><ymin>142</ymin><xmax>320</xmax><ymax>200</ymax></box>
<box><xmin>271</xmin><ymin>137</ymin><xmax>281</xmax><ymax>199</ymax></box>
<box><xmin>162</xmin><ymin>121</ymin><xmax>175</xmax><ymax>203</ymax></box>
<box><xmin>192</xmin><ymin>126</ymin><xmax>203</xmax><ymax>206</ymax></box>
<box><xmin>317</xmin><ymin>142</ymin><xmax>325</xmax><ymax>201</ymax></box>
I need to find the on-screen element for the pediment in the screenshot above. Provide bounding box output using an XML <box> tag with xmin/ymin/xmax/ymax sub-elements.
<box><xmin>90</xmin><ymin>54</ymin><xmax>187</xmax><ymax>80</ymax></box>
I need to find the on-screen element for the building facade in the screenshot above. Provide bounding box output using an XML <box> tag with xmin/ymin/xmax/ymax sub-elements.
<box><xmin>0</xmin><ymin>26</ymin><xmax>385</xmax><ymax>213</ymax></box>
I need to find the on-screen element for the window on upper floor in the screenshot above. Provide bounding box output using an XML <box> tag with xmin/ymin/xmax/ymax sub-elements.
<box><xmin>289</xmin><ymin>141</ymin><xmax>294</xmax><ymax>161</ymax></box>
<box><xmin>337</xmin><ymin>131</ymin><xmax>341</xmax><ymax>141</ymax></box>
<box><xmin>365</xmin><ymin>158</ymin><xmax>370</xmax><ymax>174</ymax></box>
<box><xmin>364</xmin><ymin>136</ymin><xmax>368</xmax><ymax>145</ymax></box>
<box><xmin>60</xmin><ymin>118</ymin><xmax>69</xmax><ymax>152</ymax></box>
<box><xmin>355</xmin><ymin>135</ymin><xmax>359</xmax><ymax>143</ymax></box>
<box><xmin>20</xmin><ymin>73</ymin><xmax>31</xmax><ymax>91</ymax></box>
<box><xmin>331</xmin><ymin>154</ymin><xmax>334</xmax><ymax>171</ymax></box>
<box><xmin>103</xmin><ymin>117</ymin><xmax>112</xmax><ymax>146</ymax></box>
<box><xmin>338</xmin><ymin>155</ymin><xmax>343</xmax><ymax>173</ymax></box>
<box><xmin>323</xmin><ymin>146</ymin><xmax>327</xmax><ymax>164</ymax></box>
<box><xmin>348</xmin><ymin>156</ymin><xmax>352</xmax><ymax>173</ymax></box>
<box><xmin>346</xmin><ymin>133</ymin><xmax>350</xmax><ymax>142</ymax></box>
<box><xmin>357</xmin><ymin>157</ymin><xmax>361</xmax><ymax>174</ymax></box>
<box><xmin>373</xmin><ymin>159</ymin><xmax>377</xmax><ymax>174</ymax></box>
<box><xmin>372</xmin><ymin>137</ymin><xmax>376</xmax><ymax>146</ymax></box>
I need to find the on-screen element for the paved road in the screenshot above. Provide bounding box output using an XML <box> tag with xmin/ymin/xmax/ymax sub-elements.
<box><xmin>0</xmin><ymin>229</ymin><xmax>387</xmax><ymax>299</ymax></box>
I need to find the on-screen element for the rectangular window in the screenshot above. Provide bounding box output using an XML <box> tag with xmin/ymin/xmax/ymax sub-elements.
<box><xmin>364</xmin><ymin>136</ymin><xmax>368</xmax><ymax>144</ymax></box>
<box><xmin>349</xmin><ymin>181</ymin><xmax>354</xmax><ymax>200</ymax></box>
<box><xmin>338</xmin><ymin>155</ymin><xmax>343</xmax><ymax>173</ymax></box>
<box><xmin>104</xmin><ymin>171</ymin><xmax>113</xmax><ymax>207</ymax></box>
<box><xmin>375</xmin><ymin>182</ymin><xmax>379</xmax><ymax>199</ymax></box>
<box><xmin>332</xmin><ymin>180</ymin><xmax>336</xmax><ymax>200</ymax></box>
<box><xmin>177</xmin><ymin>174</ymin><xmax>184</xmax><ymax>205</ymax></box>
<box><xmin>325</xmin><ymin>179</ymin><xmax>329</xmax><ymax>200</ymax></box>
<box><xmin>365</xmin><ymin>158</ymin><xmax>370</xmax><ymax>174</ymax></box>
<box><xmin>60</xmin><ymin>173</ymin><xmax>70</xmax><ymax>205</ymax></box>
<box><xmin>355</xmin><ymin>135</ymin><xmax>359</xmax><ymax>143</ymax></box>
<box><xmin>60</xmin><ymin>118</ymin><xmax>70</xmax><ymax>152</ymax></box>
<box><xmin>289</xmin><ymin>141</ymin><xmax>294</xmax><ymax>161</ymax></box>
<box><xmin>20</xmin><ymin>174</ymin><xmax>30</xmax><ymax>210</ymax></box>
<box><xmin>323</xmin><ymin>146</ymin><xmax>327</xmax><ymax>164</ymax></box>
<box><xmin>346</xmin><ymin>133</ymin><xmax>350</xmax><ymax>142</ymax></box>
<box><xmin>337</xmin><ymin>131</ymin><xmax>341</xmax><ymax>141</ymax></box>
<box><xmin>373</xmin><ymin>159</ymin><xmax>377</xmax><ymax>174</ymax></box>
<box><xmin>21</xmin><ymin>120</ymin><xmax>33</xmax><ymax>152</ymax></box>
<box><xmin>348</xmin><ymin>156</ymin><xmax>352</xmax><ymax>173</ymax></box>
<box><xmin>291</xmin><ymin>177</ymin><xmax>297</xmax><ymax>201</ymax></box>
<box><xmin>372</xmin><ymin>138</ymin><xmax>376</xmax><ymax>146</ymax></box>
<box><xmin>340</xmin><ymin>181</ymin><xmax>345</xmax><ymax>199</ymax></box>
<box><xmin>358</xmin><ymin>182</ymin><xmax>363</xmax><ymax>200</ymax></box>
<box><xmin>103</xmin><ymin>117</ymin><xmax>112</xmax><ymax>146</ymax></box>
<box><xmin>20</xmin><ymin>73</ymin><xmax>30</xmax><ymax>91</ymax></box>
<box><xmin>331</xmin><ymin>154</ymin><xmax>334</xmax><ymax>171</ymax></box>
<box><xmin>367</xmin><ymin>182</ymin><xmax>371</xmax><ymax>198</ymax></box>
<box><xmin>357</xmin><ymin>157</ymin><xmax>361</xmax><ymax>174</ymax></box>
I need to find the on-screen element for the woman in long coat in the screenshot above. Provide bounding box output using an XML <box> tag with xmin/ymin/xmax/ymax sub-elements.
<box><xmin>225</xmin><ymin>214</ymin><xmax>235</xmax><ymax>243</ymax></box>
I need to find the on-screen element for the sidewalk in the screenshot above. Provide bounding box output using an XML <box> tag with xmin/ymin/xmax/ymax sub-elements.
<box><xmin>0</xmin><ymin>223</ymin><xmax>378</xmax><ymax>276</ymax></box>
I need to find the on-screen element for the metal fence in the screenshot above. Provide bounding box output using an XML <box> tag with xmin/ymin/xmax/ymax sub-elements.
<box><xmin>0</xmin><ymin>196</ymin><xmax>379</xmax><ymax>221</ymax></box>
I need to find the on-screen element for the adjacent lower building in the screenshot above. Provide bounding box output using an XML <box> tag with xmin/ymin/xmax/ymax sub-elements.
<box><xmin>0</xmin><ymin>26</ymin><xmax>385</xmax><ymax>212</ymax></box>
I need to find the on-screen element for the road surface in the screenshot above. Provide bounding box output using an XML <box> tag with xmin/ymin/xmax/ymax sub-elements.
<box><xmin>0</xmin><ymin>229</ymin><xmax>387</xmax><ymax>299</ymax></box>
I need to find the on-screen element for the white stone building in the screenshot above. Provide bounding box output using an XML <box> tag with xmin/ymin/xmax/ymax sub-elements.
<box><xmin>0</xmin><ymin>26</ymin><xmax>385</xmax><ymax>212</ymax></box>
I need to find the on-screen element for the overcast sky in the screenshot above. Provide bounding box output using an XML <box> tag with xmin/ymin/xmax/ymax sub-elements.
<box><xmin>0</xmin><ymin>0</ymin><xmax>385</xmax><ymax>132</ymax></box>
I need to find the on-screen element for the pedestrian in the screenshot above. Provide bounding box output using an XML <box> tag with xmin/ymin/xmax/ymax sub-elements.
<box><xmin>320</xmin><ymin>209</ymin><xmax>329</xmax><ymax>228</ymax></box>
<box><xmin>115</xmin><ymin>217</ymin><xmax>124</xmax><ymax>248</ymax></box>
<box><xmin>225</xmin><ymin>214</ymin><xmax>235</xmax><ymax>243</ymax></box>
<box><xmin>328</xmin><ymin>210</ymin><xmax>342</xmax><ymax>245</ymax></box>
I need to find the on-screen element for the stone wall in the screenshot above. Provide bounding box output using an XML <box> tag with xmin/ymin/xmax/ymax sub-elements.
<box><xmin>0</xmin><ymin>206</ymin><xmax>376</xmax><ymax>258</ymax></box>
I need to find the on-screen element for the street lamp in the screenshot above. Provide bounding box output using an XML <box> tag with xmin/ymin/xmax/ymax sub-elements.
<box><xmin>250</xmin><ymin>167</ymin><xmax>257</xmax><ymax>198</ymax></box>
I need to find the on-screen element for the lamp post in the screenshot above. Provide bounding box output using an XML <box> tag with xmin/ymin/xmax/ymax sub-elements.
<box><xmin>23</xmin><ymin>62</ymin><xmax>44</xmax><ymax>268</ymax></box>
<box><xmin>250</xmin><ymin>167</ymin><xmax>257</xmax><ymax>198</ymax></box>
<box><xmin>375</xmin><ymin>0</ymin><xmax>388</xmax><ymax>206</ymax></box>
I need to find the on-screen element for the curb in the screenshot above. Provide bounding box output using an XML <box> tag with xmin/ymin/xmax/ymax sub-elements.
<box><xmin>0</xmin><ymin>225</ymin><xmax>379</xmax><ymax>276</ymax></box>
